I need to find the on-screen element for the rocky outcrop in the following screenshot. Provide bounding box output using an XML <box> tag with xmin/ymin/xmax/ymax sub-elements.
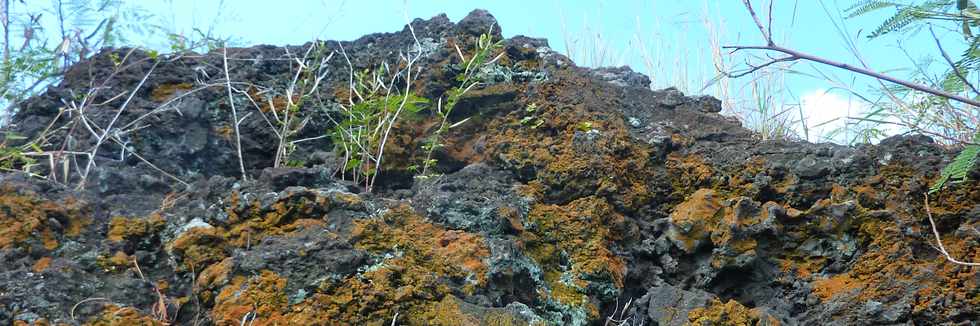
<box><xmin>0</xmin><ymin>9</ymin><xmax>977</xmax><ymax>326</ymax></box>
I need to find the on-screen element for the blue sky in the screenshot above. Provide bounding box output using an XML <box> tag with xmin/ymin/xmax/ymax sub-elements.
<box><xmin>16</xmin><ymin>0</ymin><xmax>970</xmax><ymax>142</ymax></box>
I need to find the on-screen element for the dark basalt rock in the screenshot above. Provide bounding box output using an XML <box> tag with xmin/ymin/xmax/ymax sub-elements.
<box><xmin>0</xmin><ymin>8</ymin><xmax>976</xmax><ymax>326</ymax></box>
<box><xmin>634</xmin><ymin>284</ymin><xmax>715</xmax><ymax>326</ymax></box>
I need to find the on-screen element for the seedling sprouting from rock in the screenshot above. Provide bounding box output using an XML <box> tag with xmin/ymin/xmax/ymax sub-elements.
<box><xmin>417</xmin><ymin>29</ymin><xmax>504</xmax><ymax>179</ymax></box>
<box><xmin>331</xmin><ymin>22</ymin><xmax>429</xmax><ymax>192</ymax></box>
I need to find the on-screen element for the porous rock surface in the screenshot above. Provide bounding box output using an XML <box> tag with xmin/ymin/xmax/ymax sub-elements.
<box><xmin>0</xmin><ymin>9</ymin><xmax>977</xmax><ymax>326</ymax></box>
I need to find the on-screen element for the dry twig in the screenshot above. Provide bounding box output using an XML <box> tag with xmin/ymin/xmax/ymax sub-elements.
<box><xmin>923</xmin><ymin>193</ymin><xmax>980</xmax><ymax>267</ymax></box>
<box><xmin>77</xmin><ymin>59</ymin><xmax>160</xmax><ymax>190</ymax></box>
<box><xmin>725</xmin><ymin>0</ymin><xmax>980</xmax><ymax>108</ymax></box>
<box><xmin>222</xmin><ymin>47</ymin><xmax>248</xmax><ymax>181</ymax></box>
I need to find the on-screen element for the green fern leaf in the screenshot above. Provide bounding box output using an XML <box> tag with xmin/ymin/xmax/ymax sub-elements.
<box><xmin>865</xmin><ymin>0</ymin><xmax>959</xmax><ymax>38</ymax></box>
<box><xmin>846</xmin><ymin>1</ymin><xmax>901</xmax><ymax>18</ymax></box>
<box><xmin>868</xmin><ymin>8</ymin><xmax>913</xmax><ymax>38</ymax></box>
<box><xmin>930</xmin><ymin>132</ymin><xmax>980</xmax><ymax>193</ymax></box>
<box><xmin>940</xmin><ymin>70</ymin><xmax>967</xmax><ymax>93</ymax></box>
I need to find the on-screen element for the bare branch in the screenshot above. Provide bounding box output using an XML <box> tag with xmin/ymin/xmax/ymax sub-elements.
<box><xmin>767</xmin><ymin>0</ymin><xmax>774</xmax><ymax>45</ymax></box>
<box><xmin>929</xmin><ymin>26</ymin><xmax>980</xmax><ymax>96</ymax></box>
<box><xmin>724</xmin><ymin>53</ymin><xmax>797</xmax><ymax>78</ymax></box>
<box><xmin>223</xmin><ymin>47</ymin><xmax>248</xmax><ymax>181</ymax></box>
<box><xmin>923</xmin><ymin>194</ymin><xmax>980</xmax><ymax>267</ymax></box>
<box><xmin>77</xmin><ymin>60</ymin><xmax>159</xmax><ymax>190</ymax></box>
<box><xmin>728</xmin><ymin>1</ymin><xmax>980</xmax><ymax>109</ymax></box>
<box><xmin>742</xmin><ymin>0</ymin><xmax>772</xmax><ymax>44</ymax></box>
<box><xmin>726</xmin><ymin>1</ymin><xmax>980</xmax><ymax>110</ymax></box>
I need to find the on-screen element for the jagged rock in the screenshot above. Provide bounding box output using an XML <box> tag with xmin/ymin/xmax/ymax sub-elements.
<box><xmin>635</xmin><ymin>284</ymin><xmax>715</xmax><ymax>326</ymax></box>
<box><xmin>0</xmin><ymin>8</ymin><xmax>976</xmax><ymax>326</ymax></box>
<box><xmin>591</xmin><ymin>66</ymin><xmax>651</xmax><ymax>89</ymax></box>
<box><xmin>412</xmin><ymin>163</ymin><xmax>530</xmax><ymax>234</ymax></box>
<box><xmin>456</xmin><ymin>9</ymin><xmax>502</xmax><ymax>38</ymax></box>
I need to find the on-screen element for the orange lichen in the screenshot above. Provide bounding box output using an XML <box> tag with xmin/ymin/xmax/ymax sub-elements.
<box><xmin>149</xmin><ymin>82</ymin><xmax>193</xmax><ymax>102</ymax></box>
<box><xmin>210</xmin><ymin>271</ymin><xmax>290</xmax><ymax>326</ymax></box>
<box><xmin>799</xmin><ymin>163</ymin><xmax>979</xmax><ymax>321</ymax></box>
<box><xmin>668</xmin><ymin>190</ymin><xmax>785</xmax><ymax>270</ymax></box>
<box><xmin>479</xmin><ymin>69</ymin><xmax>654</xmax><ymax>212</ymax></box>
<box><xmin>519</xmin><ymin>197</ymin><xmax>626</xmax><ymax>318</ymax></box>
<box><xmin>668</xmin><ymin>190</ymin><xmax>775</xmax><ymax>252</ymax></box>
<box><xmin>822</xmin><ymin>217</ymin><xmax>980</xmax><ymax>310</ymax></box>
<box><xmin>169</xmin><ymin>226</ymin><xmax>227</xmax><ymax>272</ymax></box>
<box><xmin>414</xmin><ymin>295</ymin><xmax>529</xmax><ymax>326</ymax></box>
<box><xmin>167</xmin><ymin>196</ymin><xmax>496</xmax><ymax>324</ymax></box>
<box><xmin>0</xmin><ymin>186</ymin><xmax>89</xmax><ymax>251</ymax></box>
<box><xmin>812</xmin><ymin>273</ymin><xmax>863</xmax><ymax>301</ymax></box>
<box><xmin>728</xmin><ymin>156</ymin><xmax>767</xmax><ymax>192</ymax></box>
<box><xmin>246</xmin><ymin>87</ymin><xmax>300</xmax><ymax>116</ymax></box>
<box><xmin>223</xmin><ymin>190</ymin><xmax>329</xmax><ymax>247</ymax></box>
<box><xmin>96</xmin><ymin>251</ymin><xmax>133</xmax><ymax>273</ymax></box>
<box><xmin>668</xmin><ymin>189</ymin><xmax>724</xmax><ymax>253</ymax></box>
<box><xmin>331</xmin><ymin>191</ymin><xmax>363</xmax><ymax>208</ymax></box>
<box><xmin>41</xmin><ymin>229</ymin><xmax>58</xmax><ymax>250</ymax></box>
<box><xmin>297</xmin><ymin>262</ymin><xmax>457</xmax><ymax>324</ymax></box>
<box><xmin>62</xmin><ymin>197</ymin><xmax>88</xmax><ymax>237</ymax></box>
<box><xmin>685</xmin><ymin>299</ymin><xmax>780</xmax><ymax>326</ymax></box>
<box><xmin>667</xmin><ymin>154</ymin><xmax>718</xmax><ymax>195</ymax></box>
<box><xmin>829</xmin><ymin>184</ymin><xmax>848</xmax><ymax>201</ymax></box>
<box><xmin>107</xmin><ymin>214</ymin><xmax>165</xmax><ymax>243</ymax></box>
<box><xmin>777</xmin><ymin>256</ymin><xmax>826</xmax><ymax>279</ymax></box>
<box><xmin>169</xmin><ymin>190</ymin><xmax>340</xmax><ymax>272</ymax></box>
<box><xmin>197</xmin><ymin>258</ymin><xmax>233</xmax><ymax>290</ymax></box>
<box><xmin>13</xmin><ymin>319</ymin><xmax>55</xmax><ymax>326</ymax></box>
<box><xmin>351</xmin><ymin>206</ymin><xmax>490</xmax><ymax>288</ymax></box>
<box><xmin>84</xmin><ymin>304</ymin><xmax>165</xmax><ymax>326</ymax></box>
<box><xmin>540</xmin><ymin>269</ymin><xmax>590</xmax><ymax>310</ymax></box>
<box><xmin>32</xmin><ymin>257</ymin><xmax>52</xmax><ymax>273</ymax></box>
<box><xmin>415</xmin><ymin>295</ymin><xmax>483</xmax><ymax>326</ymax></box>
<box><xmin>215</xmin><ymin>124</ymin><xmax>235</xmax><ymax>142</ymax></box>
<box><xmin>200</xmin><ymin>206</ymin><xmax>493</xmax><ymax>324</ymax></box>
<box><xmin>196</xmin><ymin>258</ymin><xmax>234</xmax><ymax>304</ymax></box>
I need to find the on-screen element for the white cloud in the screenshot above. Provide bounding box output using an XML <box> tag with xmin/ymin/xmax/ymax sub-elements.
<box><xmin>798</xmin><ymin>89</ymin><xmax>859</xmax><ymax>142</ymax></box>
<box><xmin>795</xmin><ymin>89</ymin><xmax>900</xmax><ymax>144</ymax></box>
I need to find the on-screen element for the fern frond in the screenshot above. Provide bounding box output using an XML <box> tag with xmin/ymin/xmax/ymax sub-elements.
<box><xmin>846</xmin><ymin>0</ymin><xmax>901</xmax><ymax>18</ymax></box>
<box><xmin>930</xmin><ymin>132</ymin><xmax>980</xmax><ymax>193</ymax></box>
<box><xmin>866</xmin><ymin>0</ymin><xmax>960</xmax><ymax>38</ymax></box>
<box><xmin>940</xmin><ymin>70</ymin><xmax>966</xmax><ymax>93</ymax></box>
<box><xmin>869</xmin><ymin>7</ymin><xmax>919</xmax><ymax>37</ymax></box>
<box><xmin>956</xmin><ymin>35</ymin><xmax>980</xmax><ymax>69</ymax></box>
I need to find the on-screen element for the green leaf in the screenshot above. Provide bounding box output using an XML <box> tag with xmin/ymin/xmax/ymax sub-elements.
<box><xmin>846</xmin><ymin>1</ymin><xmax>900</xmax><ymax>19</ymax></box>
<box><xmin>345</xmin><ymin>158</ymin><xmax>362</xmax><ymax>172</ymax></box>
<box><xmin>930</xmin><ymin>132</ymin><xmax>980</xmax><ymax>193</ymax></box>
<box><xmin>3</xmin><ymin>132</ymin><xmax>27</xmax><ymax>141</ymax></box>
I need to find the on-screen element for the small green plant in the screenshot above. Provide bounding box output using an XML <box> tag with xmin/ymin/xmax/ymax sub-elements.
<box><xmin>929</xmin><ymin>131</ymin><xmax>980</xmax><ymax>194</ymax></box>
<box><xmin>165</xmin><ymin>28</ymin><xmax>230</xmax><ymax>53</ymax></box>
<box><xmin>109</xmin><ymin>52</ymin><xmax>123</xmax><ymax>66</ymax></box>
<box><xmin>272</xmin><ymin>41</ymin><xmax>333</xmax><ymax>168</ymax></box>
<box><xmin>416</xmin><ymin>30</ymin><xmax>504</xmax><ymax>178</ymax></box>
<box><xmin>751</xmin><ymin>75</ymin><xmax>801</xmax><ymax>141</ymax></box>
<box><xmin>519</xmin><ymin>103</ymin><xmax>546</xmax><ymax>129</ymax></box>
<box><xmin>0</xmin><ymin>132</ymin><xmax>38</xmax><ymax>173</ymax></box>
<box><xmin>331</xmin><ymin>60</ymin><xmax>429</xmax><ymax>190</ymax></box>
